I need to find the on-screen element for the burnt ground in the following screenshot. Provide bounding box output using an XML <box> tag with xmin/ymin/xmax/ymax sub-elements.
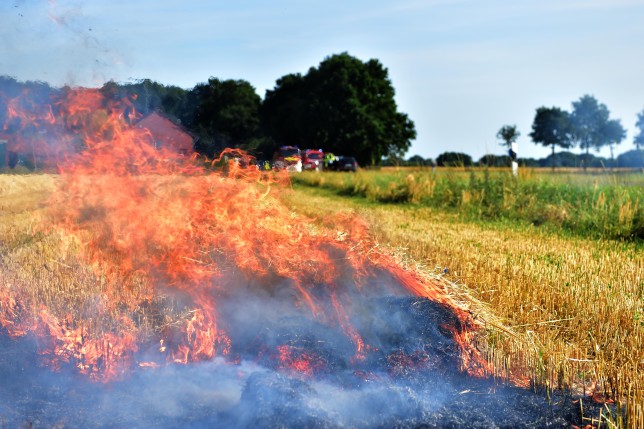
<box><xmin>0</xmin><ymin>296</ymin><xmax>609</xmax><ymax>428</ymax></box>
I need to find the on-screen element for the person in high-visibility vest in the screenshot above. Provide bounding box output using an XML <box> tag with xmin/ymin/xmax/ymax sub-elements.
<box><xmin>323</xmin><ymin>152</ymin><xmax>336</xmax><ymax>170</ymax></box>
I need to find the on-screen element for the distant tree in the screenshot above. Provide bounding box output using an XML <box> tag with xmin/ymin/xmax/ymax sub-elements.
<box><xmin>0</xmin><ymin>75</ymin><xmax>23</xmax><ymax>99</ymax></box>
<box><xmin>382</xmin><ymin>152</ymin><xmax>404</xmax><ymax>166</ymax></box>
<box><xmin>570</xmin><ymin>95</ymin><xmax>610</xmax><ymax>167</ymax></box>
<box><xmin>0</xmin><ymin>76</ymin><xmax>23</xmax><ymax>130</ymax></box>
<box><xmin>262</xmin><ymin>52</ymin><xmax>416</xmax><ymax>166</ymax></box>
<box><xmin>518</xmin><ymin>157</ymin><xmax>540</xmax><ymax>167</ymax></box>
<box><xmin>0</xmin><ymin>78</ymin><xmax>58</xmax><ymax>170</ymax></box>
<box><xmin>496</xmin><ymin>125</ymin><xmax>520</xmax><ymax>168</ymax></box>
<box><xmin>436</xmin><ymin>152</ymin><xmax>473</xmax><ymax>167</ymax></box>
<box><xmin>496</xmin><ymin>125</ymin><xmax>520</xmax><ymax>149</ymax></box>
<box><xmin>635</xmin><ymin>108</ymin><xmax>644</xmax><ymax>151</ymax></box>
<box><xmin>406</xmin><ymin>154</ymin><xmax>430</xmax><ymax>166</ymax></box>
<box><xmin>478</xmin><ymin>154</ymin><xmax>511</xmax><ymax>167</ymax></box>
<box><xmin>538</xmin><ymin>151</ymin><xmax>609</xmax><ymax>168</ymax></box>
<box><xmin>529</xmin><ymin>106</ymin><xmax>573</xmax><ymax>170</ymax></box>
<box><xmin>99</xmin><ymin>79</ymin><xmax>190</xmax><ymax>123</ymax></box>
<box><xmin>600</xmin><ymin>119</ymin><xmax>626</xmax><ymax>163</ymax></box>
<box><xmin>617</xmin><ymin>149</ymin><xmax>644</xmax><ymax>168</ymax></box>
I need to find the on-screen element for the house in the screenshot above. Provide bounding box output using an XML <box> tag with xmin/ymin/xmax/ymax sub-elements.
<box><xmin>135</xmin><ymin>112</ymin><xmax>194</xmax><ymax>156</ymax></box>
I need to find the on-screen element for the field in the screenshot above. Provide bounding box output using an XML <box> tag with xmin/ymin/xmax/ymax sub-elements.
<box><xmin>1</xmin><ymin>168</ymin><xmax>643</xmax><ymax>428</ymax></box>
<box><xmin>288</xmin><ymin>167</ymin><xmax>643</xmax><ymax>428</ymax></box>
<box><xmin>290</xmin><ymin>167</ymin><xmax>644</xmax><ymax>241</ymax></box>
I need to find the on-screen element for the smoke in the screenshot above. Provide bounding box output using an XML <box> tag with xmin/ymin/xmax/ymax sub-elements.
<box><xmin>2</xmin><ymin>264</ymin><xmax>572</xmax><ymax>428</ymax></box>
<box><xmin>0</xmin><ymin>334</ymin><xmax>573</xmax><ymax>428</ymax></box>
<box><xmin>0</xmin><ymin>0</ymin><xmax>126</xmax><ymax>87</ymax></box>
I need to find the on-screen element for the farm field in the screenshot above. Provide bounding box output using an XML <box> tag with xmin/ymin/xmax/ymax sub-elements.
<box><xmin>287</xmin><ymin>167</ymin><xmax>643</xmax><ymax>428</ymax></box>
<box><xmin>290</xmin><ymin>167</ymin><xmax>644</xmax><ymax>241</ymax></box>
<box><xmin>1</xmin><ymin>169</ymin><xmax>642</xmax><ymax>428</ymax></box>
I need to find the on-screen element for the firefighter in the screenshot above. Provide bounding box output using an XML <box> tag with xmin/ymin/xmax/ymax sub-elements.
<box><xmin>324</xmin><ymin>152</ymin><xmax>336</xmax><ymax>170</ymax></box>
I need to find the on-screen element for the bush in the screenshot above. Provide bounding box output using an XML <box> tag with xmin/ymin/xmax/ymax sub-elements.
<box><xmin>436</xmin><ymin>152</ymin><xmax>473</xmax><ymax>167</ymax></box>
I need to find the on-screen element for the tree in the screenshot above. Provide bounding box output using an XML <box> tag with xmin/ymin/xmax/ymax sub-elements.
<box><xmin>406</xmin><ymin>154</ymin><xmax>432</xmax><ymax>166</ymax></box>
<box><xmin>529</xmin><ymin>107</ymin><xmax>573</xmax><ymax>170</ymax></box>
<box><xmin>617</xmin><ymin>149</ymin><xmax>644</xmax><ymax>168</ymax></box>
<box><xmin>496</xmin><ymin>125</ymin><xmax>520</xmax><ymax>149</ymax></box>
<box><xmin>635</xmin><ymin>108</ymin><xmax>644</xmax><ymax>151</ymax></box>
<box><xmin>262</xmin><ymin>52</ymin><xmax>416</xmax><ymax>166</ymax></box>
<box><xmin>185</xmin><ymin>78</ymin><xmax>262</xmax><ymax>157</ymax></box>
<box><xmin>570</xmin><ymin>95</ymin><xmax>610</xmax><ymax>166</ymax></box>
<box><xmin>260</xmin><ymin>73</ymin><xmax>310</xmax><ymax>157</ymax></box>
<box><xmin>436</xmin><ymin>152</ymin><xmax>473</xmax><ymax>167</ymax></box>
<box><xmin>99</xmin><ymin>79</ymin><xmax>190</xmax><ymax>124</ymax></box>
<box><xmin>600</xmin><ymin>118</ymin><xmax>626</xmax><ymax>162</ymax></box>
<box><xmin>478</xmin><ymin>154</ymin><xmax>511</xmax><ymax>167</ymax></box>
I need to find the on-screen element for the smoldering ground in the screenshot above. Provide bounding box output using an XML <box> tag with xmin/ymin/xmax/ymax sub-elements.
<box><xmin>1</xmin><ymin>288</ymin><xmax>579</xmax><ymax>428</ymax></box>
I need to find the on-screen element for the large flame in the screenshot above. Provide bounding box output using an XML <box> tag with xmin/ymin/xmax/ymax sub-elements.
<box><xmin>0</xmin><ymin>88</ymin><xmax>489</xmax><ymax>381</ymax></box>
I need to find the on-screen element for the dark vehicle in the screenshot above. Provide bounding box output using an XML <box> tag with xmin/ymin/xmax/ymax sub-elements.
<box><xmin>331</xmin><ymin>156</ymin><xmax>358</xmax><ymax>172</ymax></box>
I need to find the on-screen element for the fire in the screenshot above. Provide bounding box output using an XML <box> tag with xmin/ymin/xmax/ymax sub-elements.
<box><xmin>0</xmin><ymin>87</ymin><xmax>489</xmax><ymax>382</ymax></box>
<box><xmin>276</xmin><ymin>345</ymin><xmax>327</xmax><ymax>377</ymax></box>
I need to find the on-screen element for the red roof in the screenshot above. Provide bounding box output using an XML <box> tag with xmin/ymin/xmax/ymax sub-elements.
<box><xmin>135</xmin><ymin>112</ymin><xmax>193</xmax><ymax>155</ymax></box>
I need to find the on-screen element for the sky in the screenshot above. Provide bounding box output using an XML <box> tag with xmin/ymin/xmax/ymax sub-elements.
<box><xmin>1</xmin><ymin>0</ymin><xmax>644</xmax><ymax>161</ymax></box>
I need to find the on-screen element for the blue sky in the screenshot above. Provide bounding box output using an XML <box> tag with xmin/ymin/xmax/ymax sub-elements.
<box><xmin>2</xmin><ymin>0</ymin><xmax>643</xmax><ymax>160</ymax></box>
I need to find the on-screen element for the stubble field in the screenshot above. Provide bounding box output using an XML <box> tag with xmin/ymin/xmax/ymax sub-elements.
<box><xmin>288</xmin><ymin>167</ymin><xmax>643</xmax><ymax>428</ymax></box>
<box><xmin>1</xmin><ymin>169</ymin><xmax>643</xmax><ymax>428</ymax></box>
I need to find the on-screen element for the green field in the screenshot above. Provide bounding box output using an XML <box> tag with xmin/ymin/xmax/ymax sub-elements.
<box><xmin>291</xmin><ymin>167</ymin><xmax>644</xmax><ymax>242</ymax></box>
<box><xmin>287</xmin><ymin>167</ymin><xmax>643</xmax><ymax>428</ymax></box>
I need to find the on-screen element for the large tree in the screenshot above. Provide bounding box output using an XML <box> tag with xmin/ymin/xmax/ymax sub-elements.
<box><xmin>529</xmin><ymin>107</ymin><xmax>573</xmax><ymax>170</ymax></box>
<box><xmin>262</xmin><ymin>53</ymin><xmax>416</xmax><ymax>166</ymax></box>
<box><xmin>635</xmin><ymin>108</ymin><xmax>644</xmax><ymax>151</ymax></box>
<box><xmin>184</xmin><ymin>78</ymin><xmax>262</xmax><ymax>157</ymax></box>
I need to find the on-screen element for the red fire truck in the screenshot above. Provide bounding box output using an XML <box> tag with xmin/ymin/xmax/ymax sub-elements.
<box><xmin>302</xmin><ymin>149</ymin><xmax>324</xmax><ymax>171</ymax></box>
<box><xmin>273</xmin><ymin>146</ymin><xmax>302</xmax><ymax>172</ymax></box>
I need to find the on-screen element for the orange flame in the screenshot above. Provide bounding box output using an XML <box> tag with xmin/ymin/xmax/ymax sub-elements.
<box><xmin>0</xmin><ymin>88</ymin><xmax>490</xmax><ymax>381</ymax></box>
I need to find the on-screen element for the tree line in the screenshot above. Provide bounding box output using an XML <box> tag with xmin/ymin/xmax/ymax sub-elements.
<box><xmin>410</xmin><ymin>95</ymin><xmax>643</xmax><ymax>169</ymax></box>
<box><xmin>0</xmin><ymin>53</ymin><xmax>415</xmax><ymax>167</ymax></box>
<box><xmin>3</xmin><ymin>60</ymin><xmax>643</xmax><ymax>169</ymax></box>
<box><xmin>400</xmin><ymin>149</ymin><xmax>643</xmax><ymax>169</ymax></box>
<box><xmin>494</xmin><ymin>95</ymin><xmax>644</xmax><ymax>169</ymax></box>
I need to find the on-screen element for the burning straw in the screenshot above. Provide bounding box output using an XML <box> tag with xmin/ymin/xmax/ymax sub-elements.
<box><xmin>0</xmin><ymin>88</ymin><xmax>490</xmax><ymax>383</ymax></box>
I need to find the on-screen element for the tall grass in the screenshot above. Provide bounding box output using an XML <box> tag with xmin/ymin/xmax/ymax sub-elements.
<box><xmin>291</xmin><ymin>168</ymin><xmax>644</xmax><ymax>241</ymax></box>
